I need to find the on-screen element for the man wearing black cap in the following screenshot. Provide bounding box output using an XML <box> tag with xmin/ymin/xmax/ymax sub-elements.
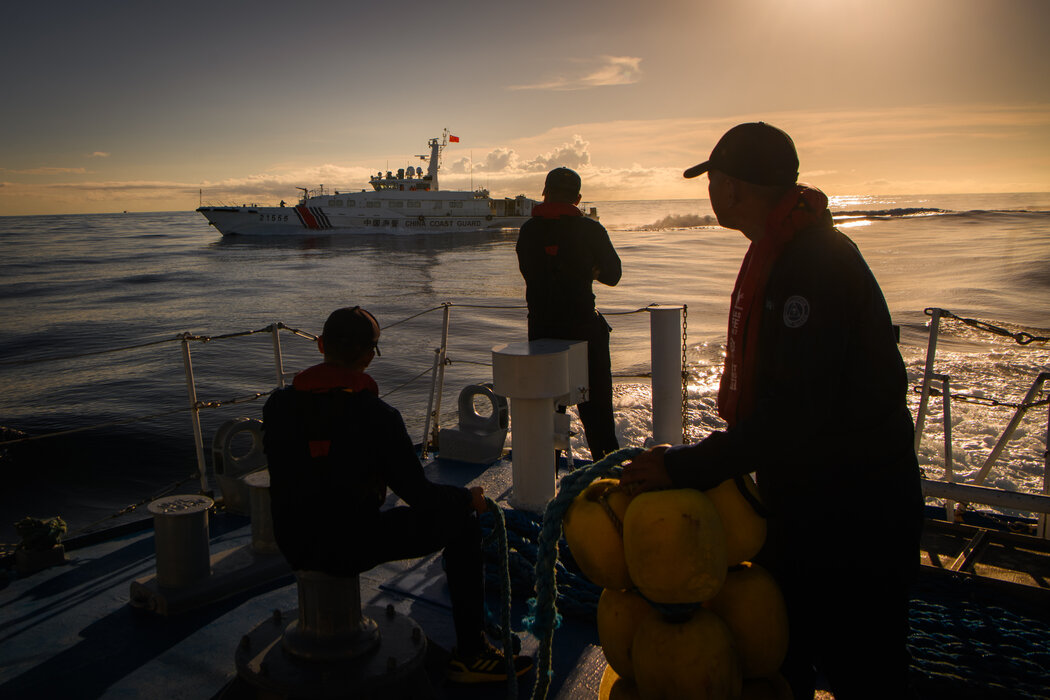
<box><xmin>263</xmin><ymin>306</ymin><xmax>532</xmax><ymax>684</ymax></box>
<box><xmin>622</xmin><ymin>124</ymin><xmax>923</xmax><ymax>698</ymax></box>
<box><xmin>516</xmin><ymin>167</ymin><xmax>622</xmax><ymax>460</ymax></box>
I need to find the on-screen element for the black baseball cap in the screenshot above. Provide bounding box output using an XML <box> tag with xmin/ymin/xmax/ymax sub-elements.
<box><xmin>322</xmin><ymin>306</ymin><xmax>381</xmax><ymax>356</ymax></box>
<box><xmin>683</xmin><ymin>122</ymin><xmax>799</xmax><ymax>186</ymax></box>
<box><xmin>544</xmin><ymin>167</ymin><xmax>582</xmax><ymax>195</ymax></box>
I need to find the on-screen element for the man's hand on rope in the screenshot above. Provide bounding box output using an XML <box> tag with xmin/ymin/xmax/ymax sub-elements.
<box><xmin>470</xmin><ymin>486</ymin><xmax>488</xmax><ymax>514</ymax></box>
<box><xmin>620</xmin><ymin>444</ymin><xmax>673</xmax><ymax>494</ymax></box>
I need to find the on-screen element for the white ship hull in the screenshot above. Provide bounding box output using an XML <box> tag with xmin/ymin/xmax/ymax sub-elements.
<box><xmin>197</xmin><ymin>204</ymin><xmax>530</xmax><ymax>236</ymax></box>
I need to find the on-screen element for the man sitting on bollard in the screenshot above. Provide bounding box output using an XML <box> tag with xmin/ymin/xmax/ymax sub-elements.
<box><xmin>263</xmin><ymin>305</ymin><xmax>532</xmax><ymax>684</ymax></box>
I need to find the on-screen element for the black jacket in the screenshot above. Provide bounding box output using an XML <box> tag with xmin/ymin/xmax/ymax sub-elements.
<box><xmin>516</xmin><ymin>212</ymin><xmax>621</xmax><ymax>334</ymax></box>
<box><xmin>664</xmin><ymin>220</ymin><xmax>921</xmax><ymax>521</ymax></box>
<box><xmin>263</xmin><ymin>386</ymin><xmax>470</xmax><ymax>572</ymax></box>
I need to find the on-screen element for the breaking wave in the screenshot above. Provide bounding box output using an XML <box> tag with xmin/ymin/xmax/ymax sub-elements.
<box><xmin>640</xmin><ymin>213</ymin><xmax>718</xmax><ymax>230</ymax></box>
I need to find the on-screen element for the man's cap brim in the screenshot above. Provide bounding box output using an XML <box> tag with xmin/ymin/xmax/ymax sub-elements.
<box><xmin>683</xmin><ymin>162</ymin><xmax>710</xmax><ymax>179</ymax></box>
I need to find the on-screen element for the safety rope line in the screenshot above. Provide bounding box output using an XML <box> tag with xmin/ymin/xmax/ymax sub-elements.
<box><xmin>444</xmin><ymin>303</ymin><xmax>527</xmax><ymax>310</ymax></box>
<box><xmin>524</xmin><ymin>447</ymin><xmax>643</xmax><ymax>700</ymax></box>
<box><xmin>377</xmin><ymin>304</ymin><xmax>448</xmax><ymax>330</ymax></box>
<box><xmin>379</xmin><ymin>366</ymin><xmax>436</xmax><ymax>400</ymax></box>
<box><xmin>0</xmin><ymin>322</ymin><xmax>318</xmax><ymax>368</ymax></box>
<box><xmin>65</xmin><ymin>472</ymin><xmax>201</xmax><ymax>539</ymax></box>
<box><xmin>0</xmin><ymin>391</ymin><xmax>274</xmax><ymax>447</ymax></box>
<box><xmin>0</xmin><ymin>334</ymin><xmax>184</xmax><ymax>367</ymax></box>
<box><xmin>0</xmin><ymin>302</ymin><xmax>687</xmax><ymax>448</ymax></box>
<box><xmin>480</xmin><ymin>496</ymin><xmax>517</xmax><ymax>700</ymax></box>
<box><xmin>926</xmin><ymin>307</ymin><xmax>1050</xmax><ymax>345</ymax></box>
<box><xmin>0</xmin><ymin>407</ymin><xmax>192</xmax><ymax>446</ymax></box>
<box><xmin>911</xmin><ymin>385</ymin><xmax>1049</xmax><ymax>410</ymax></box>
<box><xmin>603</xmin><ymin>303</ymin><xmax>659</xmax><ymax>316</ymax></box>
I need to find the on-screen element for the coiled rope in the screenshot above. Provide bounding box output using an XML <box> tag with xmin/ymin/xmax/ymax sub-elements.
<box><xmin>480</xmin><ymin>496</ymin><xmax>518</xmax><ymax>700</ymax></box>
<box><xmin>522</xmin><ymin>446</ymin><xmax>642</xmax><ymax>700</ymax></box>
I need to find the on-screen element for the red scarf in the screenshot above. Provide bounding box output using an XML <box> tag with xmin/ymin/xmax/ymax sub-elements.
<box><xmin>532</xmin><ymin>201</ymin><xmax>583</xmax><ymax>219</ymax></box>
<box><xmin>293</xmin><ymin>363</ymin><xmax>379</xmax><ymax>395</ymax></box>
<box><xmin>717</xmin><ymin>185</ymin><xmax>829</xmax><ymax>426</ymax></box>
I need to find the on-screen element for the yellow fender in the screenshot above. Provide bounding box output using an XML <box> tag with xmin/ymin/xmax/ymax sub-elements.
<box><xmin>597</xmin><ymin>587</ymin><xmax>653</xmax><ymax>679</ymax></box>
<box><xmin>704</xmin><ymin>475</ymin><xmax>767</xmax><ymax>566</ymax></box>
<box><xmin>705</xmin><ymin>563</ymin><xmax>789</xmax><ymax>679</ymax></box>
<box><xmin>563</xmin><ymin>478</ymin><xmax>634</xmax><ymax>590</ymax></box>
<box><xmin>623</xmin><ymin>489</ymin><xmax>727</xmax><ymax>603</ymax></box>
<box><xmin>631</xmin><ymin>608</ymin><xmax>742</xmax><ymax>700</ymax></box>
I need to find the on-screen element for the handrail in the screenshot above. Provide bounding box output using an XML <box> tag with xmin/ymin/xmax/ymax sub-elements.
<box><xmin>4</xmin><ymin>303</ymin><xmax>1047</xmax><ymax>538</ymax></box>
<box><xmin>914</xmin><ymin>308</ymin><xmax>1050</xmax><ymax>538</ymax></box>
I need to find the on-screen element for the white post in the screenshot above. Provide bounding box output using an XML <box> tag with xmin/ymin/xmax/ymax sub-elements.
<box><xmin>181</xmin><ymin>335</ymin><xmax>209</xmax><ymax>494</ymax></box>
<box><xmin>271</xmin><ymin>322</ymin><xmax>286</xmax><ymax>388</ymax></box>
<box><xmin>935</xmin><ymin>373</ymin><xmax>955</xmax><ymax>521</ymax></box>
<box><xmin>493</xmin><ymin>340</ymin><xmax>584</xmax><ymax>512</ymax></box>
<box><xmin>650</xmin><ymin>306</ymin><xmax>684</xmax><ymax>446</ymax></box>
<box><xmin>1040</xmin><ymin>391</ymin><xmax>1049</xmax><ymax>539</ymax></box>
<box><xmin>508</xmin><ymin>397</ymin><xmax>557</xmax><ymax>509</ymax></box>
<box><xmin>914</xmin><ymin>308</ymin><xmax>942</xmax><ymax>453</ymax></box>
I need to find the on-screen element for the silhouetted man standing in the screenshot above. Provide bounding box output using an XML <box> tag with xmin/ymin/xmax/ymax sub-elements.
<box><xmin>517</xmin><ymin>167</ymin><xmax>622</xmax><ymax>460</ymax></box>
<box><xmin>622</xmin><ymin>124</ymin><xmax>922</xmax><ymax>699</ymax></box>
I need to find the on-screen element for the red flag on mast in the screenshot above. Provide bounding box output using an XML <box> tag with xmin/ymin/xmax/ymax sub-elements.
<box><xmin>449</xmin><ymin>135</ymin><xmax>460</xmax><ymax>142</ymax></box>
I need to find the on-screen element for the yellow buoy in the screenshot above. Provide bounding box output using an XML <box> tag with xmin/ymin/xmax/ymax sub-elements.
<box><xmin>599</xmin><ymin>664</ymin><xmax>644</xmax><ymax>700</ymax></box>
<box><xmin>704</xmin><ymin>475</ymin><xmax>767</xmax><ymax>565</ymax></box>
<box><xmin>623</xmin><ymin>489</ymin><xmax>727</xmax><ymax>603</ymax></box>
<box><xmin>597</xmin><ymin>587</ymin><xmax>654</xmax><ymax>679</ymax></box>
<box><xmin>563</xmin><ymin>478</ymin><xmax>634</xmax><ymax>590</ymax></box>
<box><xmin>705</xmin><ymin>563</ymin><xmax>789</xmax><ymax>678</ymax></box>
<box><xmin>631</xmin><ymin>608</ymin><xmax>742</xmax><ymax>699</ymax></box>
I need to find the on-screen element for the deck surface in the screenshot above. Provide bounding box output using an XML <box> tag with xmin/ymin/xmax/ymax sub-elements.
<box><xmin>3</xmin><ymin>455</ymin><xmax>1050</xmax><ymax>698</ymax></box>
<box><xmin>0</xmin><ymin>456</ymin><xmax>603</xmax><ymax>699</ymax></box>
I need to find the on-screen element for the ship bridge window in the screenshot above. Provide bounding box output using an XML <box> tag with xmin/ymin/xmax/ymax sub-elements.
<box><xmin>449</xmin><ymin>201</ymin><xmax>463</xmax><ymax>208</ymax></box>
<box><xmin>329</xmin><ymin>199</ymin><xmax>343</xmax><ymax>207</ymax></box>
<box><xmin>388</xmin><ymin>201</ymin><xmax>404</xmax><ymax>208</ymax></box>
<box><xmin>346</xmin><ymin>200</ymin><xmax>356</xmax><ymax>207</ymax></box>
<box><xmin>431</xmin><ymin>201</ymin><xmax>443</xmax><ymax>210</ymax></box>
<box><xmin>366</xmin><ymin>201</ymin><xmax>382</xmax><ymax>208</ymax></box>
<box><xmin>407</xmin><ymin>201</ymin><xmax>421</xmax><ymax>208</ymax></box>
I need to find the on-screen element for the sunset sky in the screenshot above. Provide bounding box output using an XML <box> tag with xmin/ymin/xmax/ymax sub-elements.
<box><xmin>1</xmin><ymin>0</ymin><xmax>1047</xmax><ymax>216</ymax></box>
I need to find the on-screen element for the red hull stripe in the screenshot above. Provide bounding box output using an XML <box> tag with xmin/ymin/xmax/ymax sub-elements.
<box><xmin>294</xmin><ymin>205</ymin><xmax>321</xmax><ymax>229</ymax></box>
<box><xmin>311</xmin><ymin>207</ymin><xmax>332</xmax><ymax>229</ymax></box>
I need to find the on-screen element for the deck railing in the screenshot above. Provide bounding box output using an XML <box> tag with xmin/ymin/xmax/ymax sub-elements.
<box><xmin>3</xmin><ymin>304</ymin><xmax>1049</xmax><ymax>539</ymax></box>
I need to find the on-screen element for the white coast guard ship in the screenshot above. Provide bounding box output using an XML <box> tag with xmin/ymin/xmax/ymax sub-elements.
<box><xmin>197</xmin><ymin>130</ymin><xmax>549</xmax><ymax>236</ymax></box>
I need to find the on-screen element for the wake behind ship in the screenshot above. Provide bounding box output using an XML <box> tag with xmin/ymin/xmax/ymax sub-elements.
<box><xmin>197</xmin><ymin>130</ymin><xmax>591</xmax><ymax>237</ymax></box>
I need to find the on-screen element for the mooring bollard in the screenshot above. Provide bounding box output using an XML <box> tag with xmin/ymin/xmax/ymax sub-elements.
<box><xmin>281</xmin><ymin>571</ymin><xmax>381</xmax><ymax>661</ymax></box>
<box><xmin>148</xmin><ymin>494</ymin><xmax>214</xmax><ymax>588</ymax></box>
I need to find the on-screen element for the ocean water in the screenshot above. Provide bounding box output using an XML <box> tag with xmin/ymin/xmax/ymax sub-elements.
<box><xmin>1</xmin><ymin>194</ymin><xmax>1049</xmax><ymax>543</ymax></box>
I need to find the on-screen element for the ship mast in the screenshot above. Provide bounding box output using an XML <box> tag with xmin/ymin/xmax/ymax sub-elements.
<box><xmin>417</xmin><ymin>128</ymin><xmax>450</xmax><ymax>191</ymax></box>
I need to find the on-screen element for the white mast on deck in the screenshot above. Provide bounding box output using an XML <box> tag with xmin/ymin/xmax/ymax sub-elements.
<box><xmin>417</xmin><ymin>129</ymin><xmax>450</xmax><ymax>191</ymax></box>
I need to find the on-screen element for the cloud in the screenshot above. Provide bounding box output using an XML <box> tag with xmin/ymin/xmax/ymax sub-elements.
<box><xmin>510</xmin><ymin>56</ymin><xmax>642</xmax><ymax>91</ymax></box>
<box><xmin>581</xmin><ymin>56</ymin><xmax>643</xmax><ymax>87</ymax></box>
<box><xmin>1</xmin><ymin>166</ymin><xmax>88</xmax><ymax>175</ymax></box>
<box><xmin>447</xmin><ymin>147</ymin><xmax>520</xmax><ymax>174</ymax></box>
<box><xmin>525</xmin><ymin>135</ymin><xmax>591</xmax><ymax>171</ymax></box>
<box><xmin>3</xmin><ymin>103</ymin><xmax>1047</xmax><ymax>215</ymax></box>
<box><xmin>88</xmin><ymin>152</ymin><xmax>110</xmax><ymax>158</ymax></box>
<box><xmin>445</xmin><ymin>136</ymin><xmax>591</xmax><ymax>177</ymax></box>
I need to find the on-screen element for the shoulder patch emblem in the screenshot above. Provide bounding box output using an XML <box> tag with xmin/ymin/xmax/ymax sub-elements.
<box><xmin>783</xmin><ymin>295</ymin><xmax>810</xmax><ymax>328</ymax></box>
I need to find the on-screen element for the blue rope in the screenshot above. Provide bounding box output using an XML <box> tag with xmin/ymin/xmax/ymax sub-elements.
<box><xmin>524</xmin><ymin>447</ymin><xmax>642</xmax><ymax>700</ymax></box>
<box><xmin>480</xmin><ymin>496</ymin><xmax>517</xmax><ymax>700</ymax></box>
